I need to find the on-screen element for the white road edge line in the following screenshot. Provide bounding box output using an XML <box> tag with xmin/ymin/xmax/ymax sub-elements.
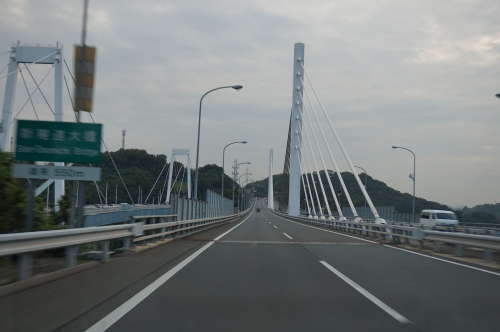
<box><xmin>86</xmin><ymin>212</ymin><xmax>253</xmax><ymax>332</ymax></box>
<box><xmin>265</xmin><ymin>208</ymin><xmax>377</xmax><ymax>244</ymax></box>
<box><xmin>319</xmin><ymin>260</ymin><xmax>411</xmax><ymax>324</ymax></box>
<box><xmin>283</xmin><ymin>233</ymin><xmax>293</xmax><ymax>240</ymax></box>
<box><xmin>383</xmin><ymin>244</ymin><xmax>500</xmax><ymax>277</ymax></box>
<box><xmin>264</xmin><ymin>206</ymin><xmax>500</xmax><ymax>277</ymax></box>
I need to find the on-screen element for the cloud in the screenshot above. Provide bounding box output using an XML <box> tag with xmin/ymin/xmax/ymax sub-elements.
<box><xmin>0</xmin><ymin>0</ymin><xmax>499</xmax><ymax>206</ymax></box>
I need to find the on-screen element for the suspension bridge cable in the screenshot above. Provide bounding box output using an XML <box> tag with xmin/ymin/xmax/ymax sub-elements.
<box><xmin>0</xmin><ymin>64</ymin><xmax>8</xmax><ymax>76</ymax></box>
<box><xmin>0</xmin><ymin>50</ymin><xmax>10</xmax><ymax>57</ymax></box>
<box><xmin>178</xmin><ymin>165</ymin><xmax>186</xmax><ymax>196</ymax></box>
<box><xmin>87</xmin><ymin>112</ymin><xmax>135</xmax><ymax>204</ymax></box>
<box><xmin>60</xmin><ymin>62</ymin><xmax>135</xmax><ymax>204</ymax></box>
<box><xmin>143</xmin><ymin>159</ymin><xmax>168</xmax><ymax>204</ymax></box>
<box><xmin>0</xmin><ymin>50</ymin><xmax>58</xmax><ymax>81</ymax></box>
<box><xmin>302</xmin><ymin>91</ymin><xmax>343</xmax><ymax>218</ymax></box>
<box><xmin>294</xmin><ymin>144</ymin><xmax>312</xmax><ymax>215</ymax></box>
<box><xmin>0</xmin><ymin>65</ymin><xmax>54</xmax><ymax>141</ymax></box>
<box><xmin>302</xmin><ymin>132</ymin><xmax>324</xmax><ymax>217</ymax></box>
<box><xmin>301</xmin><ymin>64</ymin><xmax>380</xmax><ymax>219</ymax></box>
<box><xmin>301</xmin><ymin>77</ymin><xmax>354</xmax><ymax>219</ymax></box>
<box><xmin>160</xmin><ymin>161</ymin><xmax>170</xmax><ymax>202</ymax></box>
<box><xmin>93</xmin><ymin>182</ymin><xmax>104</xmax><ymax>206</ymax></box>
<box><xmin>24</xmin><ymin>64</ymin><xmax>55</xmax><ymax>115</ymax></box>
<box><xmin>171</xmin><ymin>162</ymin><xmax>183</xmax><ymax>193</ymax></box>
<box><xmin>301</xmin><ymin>153</ymin><xmax>316</xmax><ymax>216</ymax></box>
<box><xmin>63</xmin><ymin>75</ymin><xmax>79</xmax><ymax>121</ymax></box>
<box><xmin>302</xmin><ymin>114</ymin><xmax>332</xmax><ymax>217</ymax></box>
<box><xmin>19</xmin><ymin>69</ymin><xmax>39</xmax><ymax>121</ymax></box>
<box><xmin>300</xmin><ymin>144</ymin><xmax>317</xmax><ymax>216</ymax></box>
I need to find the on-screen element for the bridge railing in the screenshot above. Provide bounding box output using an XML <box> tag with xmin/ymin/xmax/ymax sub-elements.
<box><xmin>0</xmin><ymin>204</ymin><xmax>253</xmax><ymax>282</ymax></box>
<box><xmin>266</xmin><ymin>207</ymin><xmax>500</xmax><ymax>262</ymax></box>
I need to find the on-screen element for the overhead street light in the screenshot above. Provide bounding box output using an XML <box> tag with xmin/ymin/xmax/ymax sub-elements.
<box><xmin>354</xmin><ymin>166</ymin><xmax>367</xmax><ymax>207</ymax></box>
<box><xmin>193</xmin><ymin>85</ymin><xmax>243</xmax><ymax>200</ymax></box>
<box><xmin>222</xmin><ymin>141</ymin><xmax>247</xmax><ymax>198</ymax></box>
<box><xmin>238</xmin><ymin>172</ymin><xmax>251</xmax><ymax>211</ymax></box>
<box><xmin>392</xmin><ymin>146</ymin><xmax>416</xmax><ymax>222</ymax></box>
<box><xmin>495</xmin><ymin>94</ymin><xmax>500</xmax><ymax>98</ymax></box>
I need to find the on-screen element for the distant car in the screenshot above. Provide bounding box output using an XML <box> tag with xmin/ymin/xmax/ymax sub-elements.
<box><xmin>256</xmin><ymin>208</ymin><xmax>261</xmax><ymax>212</ymax></box>
<box><xmin>95</xmin><ymin>204</ymin><xmax>102</xmax><ymax>208</ymax></box>
<box><xmin>108</xmin><ymin>204</ymin><xmax>114</xmax><ymax>207</ymax></box>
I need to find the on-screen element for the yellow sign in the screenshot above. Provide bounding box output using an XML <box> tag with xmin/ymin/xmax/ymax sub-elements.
<box><xmin>74</xmin><ymin>45</ymin><xmax>96</xmax><ymax>112</ymax></box>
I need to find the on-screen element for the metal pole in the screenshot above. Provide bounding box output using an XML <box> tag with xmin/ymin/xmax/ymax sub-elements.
<box><xmin>194</xmin><ymin>85</ymin><xmax>242</xmax><ymax>199</ymax></box>
<box><xmin>392</xmin><ymin>146</ymin><xmax>416</xmax><ymax>222</ymax></box>
<box><xmin>222</xmin><ymin>141</ymin><xmax>246</xmax><ymax>197</ymax></box>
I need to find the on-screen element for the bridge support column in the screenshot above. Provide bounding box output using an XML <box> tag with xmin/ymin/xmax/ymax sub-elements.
<box><xmin>288</xmin><ymin>43</ymin><xmax>305</xmax><ymax>216</ymax></box>
<box><xmin>268</xmin><ymin>148</ymin><xmax>274</xmax><ymax>209</ymax></box>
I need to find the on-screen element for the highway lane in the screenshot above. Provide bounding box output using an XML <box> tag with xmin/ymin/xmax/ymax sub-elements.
<box><xmin>71</xmin><ymin>200</ymin><xmax>414</xmax><ymax>332</ymax></box>
<box><xmin>53</xmin><ymin>199</ymin><xmax>500</xmax><ymax>331</ymax></box>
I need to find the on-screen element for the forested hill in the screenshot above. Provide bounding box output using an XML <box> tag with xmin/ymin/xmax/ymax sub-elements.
<box><xmin>86</xmin><ymin>149</ymin><xmax>238</xmax><ymax>204</ymax></box>
<box><xmin>251</xmin><ymin>171</ymin><xmax>450</xmax><ymax>214</ymax></box>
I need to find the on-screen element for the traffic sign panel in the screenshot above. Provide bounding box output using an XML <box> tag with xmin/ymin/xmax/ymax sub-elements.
<box><xmin>15</xmin><ymin>120</ymin><xmax>102</xmax><ymax>163</ymax></box>
<box><xmin>11</xmin><ymin>164</ymin><xmax>101</xmax><ymax>181</ymax></box>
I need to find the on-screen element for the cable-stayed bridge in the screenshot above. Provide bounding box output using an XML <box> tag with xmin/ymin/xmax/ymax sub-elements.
<box><xmin>1</xmin><ymin>43</ymin><xmax>500</xmax><ymax>332</ymax></box>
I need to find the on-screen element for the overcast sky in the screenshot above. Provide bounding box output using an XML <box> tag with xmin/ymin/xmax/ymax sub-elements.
<box><xmin>0</xmin><ymin>0</ymin><xmax>499</xmax><ymax>207</ymax></box>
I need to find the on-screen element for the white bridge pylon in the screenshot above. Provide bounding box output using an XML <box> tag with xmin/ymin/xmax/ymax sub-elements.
<box><xmin>165</xmin><ymin>148</ymin><xmax>191</xmax><ymax>204</ymax></box>
<box><xmin>1</xmin><ymin>43</ymin><xmax>65</xmax><ymax>211</ymax></box>
<box><xmin>286</xmin><ymin>42</ymin><xmax>388</xmax><ymax>230</ymax></box>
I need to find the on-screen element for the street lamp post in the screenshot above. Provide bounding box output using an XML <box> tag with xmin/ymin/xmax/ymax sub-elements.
<box><xmin>193</xmin><ymin>85</ymin><xmax>243</xmax><ymax>199</ymax></box>
<box><xmin>392</xmin><ymin>146</ymin><xmax>416</xmax><ymax>222</ymax></box>
<box><xmin>241</xmin><ymin>179</ymin><xmax>253</xmax><ymax>210</ymax></box>
<box><xmin>238</xmin><ymin>172</ymin><xmax>251</xmax><ymax>210</ymax></box>
<box><xmin>222</xmin><ymin>141</ymin><xmax>247</xmax><ymax>197</ymax></box>
<box><xmin>232</xmin><ymin>161</ymin><xmax>250</xmax><ymax>207</ymax></box>
<box><xmin>354</xmin><ymin>166</ymin><xmax>367</xmax><ymax>207</ymax></box>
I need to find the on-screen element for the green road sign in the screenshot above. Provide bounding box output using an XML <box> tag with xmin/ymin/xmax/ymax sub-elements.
<box><xmin>15</xmin><ymin>120</ymin><xmax>102</xmax><ymax>164</ymax></box>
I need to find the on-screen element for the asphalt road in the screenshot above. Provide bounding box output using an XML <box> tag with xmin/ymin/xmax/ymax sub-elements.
<box><xmin>3</xmin><ymin>199</ymin><xmax>500</xmax><ymax>331</ymax></box>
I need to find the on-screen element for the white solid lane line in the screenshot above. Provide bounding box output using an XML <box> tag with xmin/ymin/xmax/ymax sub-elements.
<box><xmin>264</xmin><ymin>206</ymin><xmax>500</xmax><ymax>277</ymax></box>
<box><xmin>283</xmin><ymin>233</ymin><xmax>293</xmax><ymax>240</ymax></box>
<box><xmin>86</xmin><ymin>212</ymin><xmax>253</xmax><ymax>332</ymax></box>
<box><xmin>319</xmin><ymin>260</ymin><xmax>411</xmax><ymax>324</ymax></box>
<box><xmin>384</xmin><ymin>245</ymin><xmax>500</xmax><ymax>277</ymax></box>
<box><xmin>263</xmin><ymin>206</ymin><xmax>377</xmax><ymax>244</ymax></box>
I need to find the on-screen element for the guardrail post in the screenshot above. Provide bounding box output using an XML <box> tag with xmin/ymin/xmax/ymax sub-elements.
<box><xmin>433</xmin><ymin>241</ymin><xmax>440</xmax><ymax>252</ymax></box>
<box><xmin>66</xmin><ymin>245</ymin><xmax>78</xmax><ymax>267</ymax></box>
<box><xmin>485</xmin><ymin>249</ymin><xmax>493</xmax><ymax>262</ymax></box>
<box><xmin>18</xmin><ymin>253</ymin><xmax>32</xmax><ymax>281</ymax></box>
<box><xmin>102</xmin><ymin>240</ymin><xmax>110</xmax><ymax>262</ymax></box>
<box><xmin>123</xmin><ymin>237</ymin><xmax>131</xmax><ymax>251</ymax></box>
<box><xmin>455</xmin><ymin>244</ymin><xmax>463</xmax><ymax>257</ymax></box>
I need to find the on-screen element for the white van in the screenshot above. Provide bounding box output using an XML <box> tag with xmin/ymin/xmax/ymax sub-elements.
<box><xmin>420</xmin><ymin>210</ymin><xmax>458</xmax><ymax>227</ymax></box>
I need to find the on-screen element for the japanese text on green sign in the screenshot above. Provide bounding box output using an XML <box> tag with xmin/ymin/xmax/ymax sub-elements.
<box><xmin>15</xmin><ymin>120</ymin><xmax>102</xmax><ymax>164</ymax></box>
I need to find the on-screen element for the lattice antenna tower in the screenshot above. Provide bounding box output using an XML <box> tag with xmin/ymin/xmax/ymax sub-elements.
<box><xmin>121</xmin><ymin>130</ymin><xmax>126</xmax><ymax>150</ymax></box>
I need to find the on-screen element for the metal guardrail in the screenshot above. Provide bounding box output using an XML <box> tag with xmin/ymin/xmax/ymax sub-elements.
<box><xmin>0</xmin><ymin>209</ymin><xmax>249</xmax><ymax>282</ymax></box>
<box><xmin>267</xmin><ymin>207</ymin><xmax>499</xmax><ymax>262</ymax></box>
<box><xmin>132</xmin><ymin>213</ymin><xmax>245</xmax><ymax>243</ymax></box>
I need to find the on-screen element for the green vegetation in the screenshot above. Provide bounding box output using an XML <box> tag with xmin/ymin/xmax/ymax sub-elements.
<box><xmin>0</xmin><ymin>151</ymin><xmax>66</xmax><ymax>234</ymax></box>
<box><xmin>251</xmin><ymin>171</ymin><xmax>450</xmax><ymax>214</ymax></box>
<box><xmin>86</xmin><ymin>149</ymin><xmax>240</xmax><ymax>205</ymax></box>
<box><xmin>457</xmin><ymin>203</ymin><xmax>500</xmax><ymax>224</ymax></box>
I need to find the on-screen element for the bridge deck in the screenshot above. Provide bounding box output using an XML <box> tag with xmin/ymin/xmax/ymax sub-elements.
<box><xmin>1</xmin><ymin>200</ymin><xmax>499</xmax><ymax>331</ymax></box>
